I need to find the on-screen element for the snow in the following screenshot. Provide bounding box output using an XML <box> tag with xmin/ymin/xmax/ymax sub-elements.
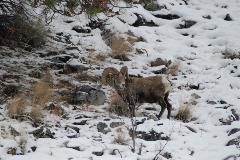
<box><xmin>1</xmin><ymin>0</ymin><xmax>240</xmax><ymax>159</ymax></box>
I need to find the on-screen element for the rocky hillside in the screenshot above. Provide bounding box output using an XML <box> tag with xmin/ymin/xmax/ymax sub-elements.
<box><xmin>0</xmin><ymin>0</ymin><xmax>240</xmax><ymax>159</ymax></box>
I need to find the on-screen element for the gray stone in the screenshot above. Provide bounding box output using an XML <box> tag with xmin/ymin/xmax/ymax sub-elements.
<box><xmin>226</xmin><ymin>136</ymin><xmax>240</xmax><ymax>146</ymax></box>
<box><xmin>72</xmin><ymin>26</ymin><xmax>91</xmax><ymax>33</ymax></box>
<box><xmin>228</xmin><ymin>128</ymin><xmax>240</xmax><ymax>136</ymax></box>
<box><xmin>68</xmin><ymin>85</ymin><xmax>106</xmax><ymax>105</ymax></box>
<box><xmin>97</xmin><ymin>122</ymin><xmax>110</xmax><ymax>134</ymax></box>
<box><xmin>92</xmin><ymin>151</ymin><xmax>104</xmax><ymax>156</ymax></box>
<box><xmin>110</xmin><ymin>122</ymin><xmax>125</xmax><ymax>128</ymax></box>
<box><xmin>30</xmin><ymin>126</ymin><xmax>55</xmax><ymax>139</ymax></box>
<box><xmin>191</xmin><ymin>93</ymin><xmax>201</xmax><ymax>99</ymax></box>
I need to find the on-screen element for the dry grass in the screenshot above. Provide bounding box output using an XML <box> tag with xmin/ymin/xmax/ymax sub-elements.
<box><xmin>106</xmin><ymin>32</ymin><xmax>142</xmax><ymax>61</ymax></box>
<box><xmin>110</xmin><ymin>33</ymin><xmax>133</xmax><ymax>54</ymax></box>
<box><xmin>7</xmin><ymin>94</ymin><xmax>28</xmax><ymax>119</ymax></box>
<box><xmin>175</xmin><ymin>102</ymin><xmax>191</xmax><ymax>122</ymax></box>
<box><xmin>113</xmin><ymin>127</ymin><xmax>128</xmax><ymax>145</ymax></box>
<box><xmin>109</xmin><ymin>89</ymin><xmax>130</xmax><ymax>116</ymax></box>
<box><xmin>7</xmin><ymin>74</ymin><xmax>61</xmax><ymax>124</ymax></box>
<box><xmin>222</xmin><ymin>49</ymin><xmax>240</xmax><ymax>60</ymax></box>
<box><xmin>166</xmin><ymin>61</ymin><xmax>181</xmax><ymax>76</ymax></box>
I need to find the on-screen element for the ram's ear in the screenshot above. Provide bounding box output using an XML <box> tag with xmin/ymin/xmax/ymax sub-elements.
<box><xmin>120</xmin><ymin>66</ymin><xmax>129</xmax><ymax>80</ymax></box>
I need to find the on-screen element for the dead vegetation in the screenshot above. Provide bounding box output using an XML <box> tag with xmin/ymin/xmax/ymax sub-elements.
<box><xmin>175</xmin><ymin>103</ymin><xmax>191</xmax><ymax>122</ymax></box>
<box><xmin>103</xmin><ymin>32</ymin><xmax>143</xmax><ymax>61</ymax></box>
<box><xmin>175</xmin><ymin>97</ymin><xmax>197</xmax><ymax>122</ymax></box>
<box><xmin>222</xmin><ymin>49</ymin><xmax>240</xmax><ymax>60</ymax></box>
<box><xmin>166</xmin><ymin>61</ymin><xmax>181</xmax><ymax>76</ymax></box>
<box><xmin>7</xmin><ymin>74</ymin><xmax>62</xmax><ymax>124</ymax></box>
<box><xmin>113</xmin><ymin>127</ymin><xmax>129</xmax><ymax>145</ymax></box>
<box><xmin>109</xmin><ymin>89</ymin><xmax>130</xmax><ymax>116</ymax></box>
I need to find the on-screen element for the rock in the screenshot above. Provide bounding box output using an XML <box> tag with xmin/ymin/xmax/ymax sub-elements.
<box><xmin>207</xmin><ymin>100</ymin><xmax>217</xmax><ymax>105</ymax></box>
<box><xmin>1</xmin><ymin>84</ymin><xmax>19</xmax><ymax>98</ymax></box>
<box><xmin>152</xmin><ymin>67</ymin><xmax>168</xmax><ymax>74</ymax></box>
<box><xmin>228</xmin><ymin>128</ymin><xmax>240</xmax><ymax>136</ymax></box>
<box><xmin>136</xmin><ymin>118</ymin><xmax>146</xmax><ymax>125</ymax></box>
<box><xmin>186</xmin><ymin>126</ymin><xmax>197</xmax><ymax>133</ymax></box>
<box><xmin>75</xmin><ymin>114</ymin><xmax>91</xmax><ymax>119</ymax></box>
<box><xmin>63</xmin><ymin>63</ymin><xmax>88</xmax><ymax>74</ymax></box>
<box><xmin>132</xmin><ymin>129</ymin><xmax>169</xmax><ymax>141</ymax></box>
<box><xmin>191</xmin><ymin>93</ymin><xmax>201</xmax><ymax>99</ymax></box>
<box><xmin>177</xmin><ymin>20</ymin><xmax>197</xmax><ymax>29</ymax></box>
<box><xmin>30</xmin><ymin>126</ymin><xmax>55</xmax><ymax>139</ymax></box>
<box><xmin>110</xmin><ymin>122</ymin><xmax>125</xmax><ymax>128</ymax></box>
<box><xmin>68</xmin><ymin>85</ymin><xmax>106</xmax><ymax>105</ymax></box>
<box><xmin>132</xmin><ymin>14</ymin><xmax>158</xmax><ymax>27</ymax></box>
<box><xmin>144</xmin><ymin>107</ymin><xmax>157</xmax><ymax>111</ymax></box>
<box><xmin>188</xmin><ymin>84</ymin><xmax>200</xmax><ymax>90</ymax></box>
<box><xmin>64</xmin><ymin>20</ymin><xmax>74</xmax><ymax>23</ymax></box>
<box><xmin>72</xmin><ymin>26</ymin><xmax>91</xmax><ymax>33</ymax></box>
<box><xmin>87</xmin><ymin>20</ymin><xmax>105</xmax><ymax>30</ymax></box>
<box><xmin>92</xmin><ymin>151</ymin><xmax>104</xmax><ymax>156</ymax></box>
<box><xmin>65</xmin><ymin>125</ymin><xmax>80</xmax><ymax>133</ymax></box>
<box><xmin>97</xmin><ymin>122</ymin><xmax>110</xmax><ymax>134</ymax></box>
<box><xmin>226</xmin><ymin>136</ymin><xmax>240</xmax><ymax>146</ymax></box>
<box><xmin>44</xmin><ymin>103</ymin><xmax>64</xmax><ymax>116</ymax></box>
<box><xmin>203</xmin><ymin>15</ymin><xmax>211</xmax><ymax>19</ymax></box>
<box><xmin>51</xmin><ymin>55</ymin><xmax>72</xmax><ymax>64</ymax></box>
<box><xmin>224</xmin><ymin>14</ymin><xmax>233</xmax><ymax>21</ymax></box>
<box><xmin>31</xmin><ymin>146</ymin><xmax>37</xmax><ymax>152</ymax></box>
<box><xmin>231</xmin><ymin>109</ymin><xmax>239</xmax><ymax>121</ymax></box>
<box><xmin>112</xmin><ymin>54</ymin><xmax>131</xmax><ymax>61</ymax></box>
<box><xmin>7</xmin><ymin>147</ymin><xmax>17</xmax><ymax>155</ymax></box>
<box><xmin>219</xmin><ymin>118</ymin><xmax>232</xmax><ymax>125</ymax></box>
<box><xmin>69</xmin><ymin>146</ymin><xmax>81</xmax><ymax>151</ymax></box>
<box><xmin>150</xmin><ymin>58</ymin><xmax>171</xmax><ymax>67</ymax></box>
<box><xmin>73</xmin><ymin>120</ymin><xmax>87</xmax><ymax>125</ymax></box>
<box><xmin>219</xmin><ymin>100</ymin><xmax>227</xmax><ymax>104</ymax></box>
<box><xmin>163</xmin><ymin>152</ymin><xmax>172</xmax><ymax>159</ymax></box>
<box><xmin>223</xmin><ymin>154</ymin><xmax>240</xmax><ymax>160</ymax></box>
<box><xmin>153</xmin><ymin>14</ymin><xmax>180</xmax><ymax>20</ymax></box>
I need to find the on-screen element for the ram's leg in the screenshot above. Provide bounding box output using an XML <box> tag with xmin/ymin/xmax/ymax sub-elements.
<box><xmin>156</xmin><ymin>97</ymin><xmax>167</xmax><ymax>119</ymax></box>
<box><xmin>164</xmin><ymin>92</ymin><xmax>172</xmax><ymax>119</ymax></box>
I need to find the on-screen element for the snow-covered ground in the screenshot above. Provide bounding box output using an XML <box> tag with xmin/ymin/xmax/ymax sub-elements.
<box><xmin>0</xmin><ymin>0</ymin><xmax>240</xmax><ymax>159</ymax></box>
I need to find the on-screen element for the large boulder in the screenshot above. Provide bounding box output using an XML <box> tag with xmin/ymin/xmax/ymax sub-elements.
<box><xmin>68</xmin><ymin>85</ymin><xmax>106</xmax><ymax>105</ymax></box>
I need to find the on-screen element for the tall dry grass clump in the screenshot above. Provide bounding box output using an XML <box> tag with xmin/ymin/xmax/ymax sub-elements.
<box><xmin>7</xmin><ymin>74</ymin><xmax>58</xmax><ymax>124</ymax></box>
<box><xmin>7</xmin><ymin>94</ymin><xmax>28</xmax><ymax>119</ymax></box>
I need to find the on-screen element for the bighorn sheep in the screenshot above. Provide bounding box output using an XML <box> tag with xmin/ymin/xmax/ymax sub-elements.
<box><xmin>102</xmin><ymin>66</ymin><xmax>172</xmax><ymax>119</ymax></box>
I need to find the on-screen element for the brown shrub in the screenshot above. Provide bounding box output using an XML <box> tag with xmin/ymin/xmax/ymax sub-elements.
<box><xmin>222</xmin><ymin>49</ymin><xmax>240</xmax><ymax>60</ymax></box>
<box><xmin>7</xmin><ymin>74</ymin><xmax>61</xmax><ymax>124</ymax></box>
<box><xmin>113</xmin><ymin>127</ymin><xmax>128</xmax><ymax>145</ymax></box>
<box><xmin>175</xmin><ymin>101</ymin><xmax>192</xmax><ymax>122</ymax></box>
<box><xmin>166</xmin><ymin>61</ymin><xmax>181</xmax><ymax>76</ymax></box>
<box><xmin>109</xmin><ymin>89</ymin><xmax>130</xmax><ymax>116</ymax></box>
<box><xmin>7</xmin><ymin>94</ymin><xmax>28</xmax><ymax>119</ymax></box>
